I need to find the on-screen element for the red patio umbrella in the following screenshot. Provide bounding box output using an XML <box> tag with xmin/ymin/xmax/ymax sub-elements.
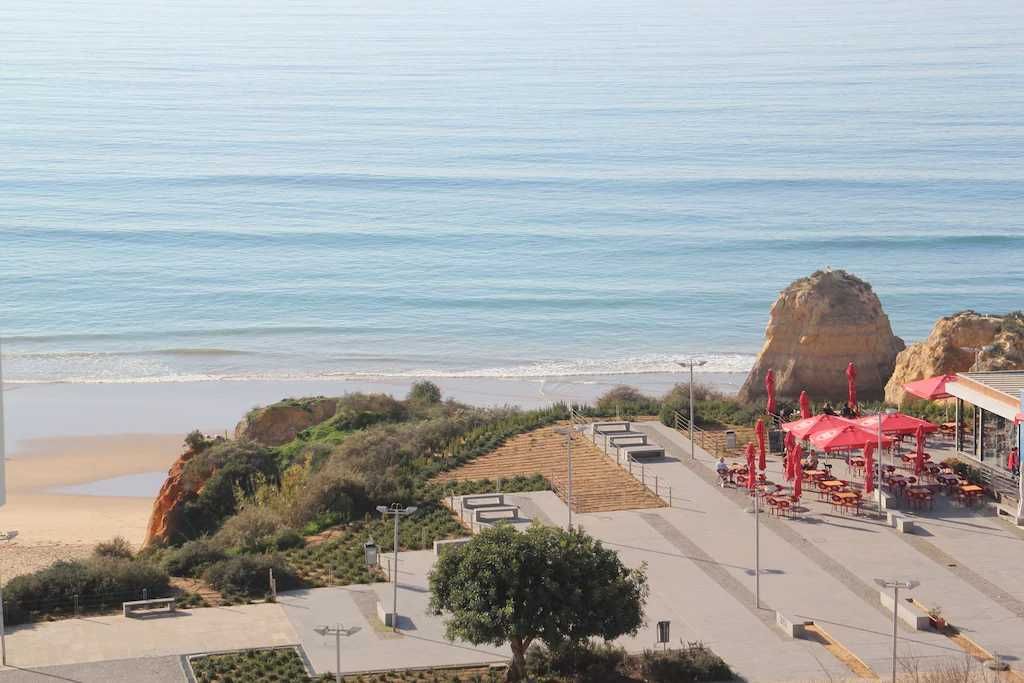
<box><xmin>853</xmin><ymin>413</ymin><xmax>938</xmax><ymax>436</ymax></box>
<box><xmin>846</xmin><ymin>362</ymin><xmax>858</xmax><ymax>411</ymax></box>
<box><xmin>799</xmin><ymin>390</ymin><xmax>812</xmax><ymax>419</ymax></box>
<box><xmin>745</xmin><ymin>443</ymin><xmax>757</xmax><ymax>490</ymax></box>
<box><xmin>793</xmin><ymin>446</ymin><xmax>804</xmax><ymax>501</ymax></box>
<box><xmin>863</xmin><ymin>442</ymin><xmax>875</xmax><ymax>494</ymax></box>
<box><xmin>765</xmin><ymin>370</ymin><xmax>777</xmax><ymax>416</ymax></box>
<box><xmin>781</xmin><ymin>414</ymin><xmax>856</xmax><ymax>441</ymax></box>
<box><xmin>755</xmin><ymin>419</ymin><xmax>767</xmax><ymax>470</ymax></box>
<box><xmin>810</xmin><ymin>424</ymin><xmax>893</xmax><ymax>453</ymax></box>
<box><xmin>903</xmin><ymin>374</ymin><xmax>959</xmax><ymax>401</ymax></box>
<box><xmin>783</xmin><ymin>432</ymin><xmax>796</xmax><ymax>482</ymax></box>
<box><xmin>915</xmin><ymin>425</ymin><xmax>926</xmax><ymax>476</ymax></box>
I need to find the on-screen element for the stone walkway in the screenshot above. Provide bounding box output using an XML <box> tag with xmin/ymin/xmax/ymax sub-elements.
<box><xmin>0</xmin><ymin>656</ymin><xmax>183</xmax><ymax>682</ymax></box>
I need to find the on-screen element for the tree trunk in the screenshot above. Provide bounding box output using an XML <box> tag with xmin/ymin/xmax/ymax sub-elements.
<box><xmin>507</xmin><ymin>638</ymin><xmax>528</xmax><ymax>682</ymax></box>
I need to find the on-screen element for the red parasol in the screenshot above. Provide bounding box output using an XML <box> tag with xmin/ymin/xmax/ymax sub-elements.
<box><xmin>745</xmin><ymin>443</ymin><xmax>757</xmax><ymax>490</ymax></box>
<box><xmin>810</xmin><ymin>424</ymin><xmax>893</xmax><ymax>452</ymax></box>
<box><xmin>863</xmin><ymin>442</ymin><xmax>875</xmax><ymax>494</ymax></box>
<box><xmin>903</xmin><ymin>374</ymin><xmax>959</xmax><ymax>401</ymax></box>
<box><xmin>783</xmin><ymin>432</ymin><xmax>797</xmax><ymax>482</ymax></box>
<box><xmin>799</xmin><ymin>390</ymin><xmax>812</xmax><ymax>419</ymax></box>
<box><xmin>846</xmin><ymin>362</ymin><xmax>858</xmax><ymax>411</ymax></box>
<box><xmin>914</xmin><ymin>425</ymin><xmax>926</xmax><ymax>476</ymax></box>
<box><xmin>793</xmin><ymin>446</ymin><xmax>804</xmax><ymax>500</ymax></box>
<box><xmin>781</xmin><ymin>414</ymin><xmax>856</xmax><ymax>441</ymax></box>
<box><xmin>854</xmin><ymin>413</ymin><xmax>938</xmax><ymax>436</ymax></box>
<box><xmin>755</xmin><ymin>419</ymin><xmax>767</xmax><ymax>470</ymax></box>
<box><xmin>765</xmin><ymin>370</ymin><xmax>777</xmax><ymax>416</ymax></box>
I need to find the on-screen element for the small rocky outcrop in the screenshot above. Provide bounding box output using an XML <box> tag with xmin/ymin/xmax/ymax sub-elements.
<box><xmin>884</xmin><ymin>311</ymin><xmax>1024</xmax><ymax>404</ymax></box>
<box><xmin>145</xmin><ymin>446</ymin><xmax>198</xmax><ymax>547</ymax></box>
<box><xmin>738</xmin><ymin>269</ymin><xmax>905</xmax><ymax>403</ymax></box>
<box><xmin>234</xmin><ymin>397</ymin><xmax>339</xmax><ymax>446</ymax></box>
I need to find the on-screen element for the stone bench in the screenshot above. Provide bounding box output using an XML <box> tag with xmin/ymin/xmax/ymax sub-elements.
<box><xmin>996</xmin><ymin>502</ymin><xmax>1023</xmax><ymax>526</ymax></box>
<box><xmin>775</xmin><ymin>611</ymin><xmax>808</xmax><ymax>638</ymax></box>
<box><xmin>879</xmin><ymin>591</ymin><xmax>929</xmax><ymax>630</ymax></box>
<box><xmin>461</xmin><ymin>494</ymin><xmax>505</xmax><ymax>509</ymax></box>
<box><xmin>608</xmin><ymin>434</ymin><xmax>648</xmax><ymax>448</ymax></box>
<box><xmin>123</xmin><ymin>597</ymin><xmax>176</xmax><ymax>618</ymax></box>
<box><xmin>434</xmin><ymin>538</ymin><xmax>472</xmax><ymax>556</ymax></box>
<box><xmin>886</xmin><ymin>511</ymin><xmax>916</xmax><ymax>533</ymax></box>
<box><xmin>622</xmin><ymin>445</ymin><xmax>665</xmax><ymax>461</ymax></box>
<box><xmin>376</xmin><ymin>600</ymin><xmax>396</xmax><ymax>627</ymax></box>
<box><xmin>594</xmin><ymin>422</ymin><xmax>632</xmax><ymax>435</ymax></box>
<box><xmin>474</xmin><ymin>506</ymin><xmax>520</xmax><ymax>523</ymax></box>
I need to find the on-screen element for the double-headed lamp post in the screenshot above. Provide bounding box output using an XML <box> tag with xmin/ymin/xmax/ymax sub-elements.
<box><xmin>554</xmin><ymin>424</ymin><xmax>585</xmax><ymax>530</ymax></box>
<box><xmin>876</xmin><ymin>408</ymin><xmax>897</xmax><ymax>507</ymax></box>
<box><xmin>677</xmin><ymin>360</ymin><xmax>708</xmax><ymax>458</ymax></box>
<box><xmin>0</xmin><ymin>530</ymin><xmax>18</xmax><ymax>666</ymax></box>
<box><xmin>313</xmin><ymin>624</ymin><xmax>360</xmax><ymax>683</ymax></box>
<box><xmin>375</xmin><ymin>504</ymin><xmax>417</xmax><ymax>631</ymax></box>
<box><xmin>873</xmin><ymin>578</ymin><xmax>919</xmax><ymax>683</ymax></box>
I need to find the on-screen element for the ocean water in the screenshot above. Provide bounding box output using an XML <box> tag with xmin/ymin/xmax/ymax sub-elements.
<box><xmin>2</xmin><ymin>0</ymin><xmax>1023</xmax><ymax>384</ymax></box>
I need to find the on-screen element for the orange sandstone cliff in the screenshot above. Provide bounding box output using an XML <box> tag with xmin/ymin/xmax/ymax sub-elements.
<box><xmin>145</xmin><ymin>446</ymin><xmax>198</xmax><ymax>547</ymax></box>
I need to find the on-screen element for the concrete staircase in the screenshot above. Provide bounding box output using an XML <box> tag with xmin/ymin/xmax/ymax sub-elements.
<box><xmin>433</xmin><ymin>426</ymin><xmax>664</xmax><ymax>514</ymax></box>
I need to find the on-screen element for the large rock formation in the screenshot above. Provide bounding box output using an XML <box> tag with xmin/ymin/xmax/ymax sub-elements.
<box><xmin>738</xmin><ymin>269</ymin><xmax>905</xmax><ymax>403</ymax></box>
<box><xmin>234</xmin><ymin>397</ymin><xmax>339</xmax><ymax>446</ymax></box>
<box><xmin>884</xmin><ymin>311</ymin><xmax>1024</xmax><ymax>404</ymax></box>
<box><xmin>145</xmin><ymin>445</ymin><xmax>198</xmax><ymax>547</ymax></box>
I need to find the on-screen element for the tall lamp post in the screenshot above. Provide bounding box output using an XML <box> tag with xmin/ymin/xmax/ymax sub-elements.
<box><xmin>873</xmin><ymin>578</ymin><xmax>919</xmax><ymax>683</ymax></box>
<box><xmin>876</xmin><ymin>408</ymin><xmax>897</xmax><ymax>508</ymax></box>
<box><xmin>677</xmin><ymin>360</ymin><xmax>707</xmax><ymax>458</ymax></box>
<box><xmin>375</xmin><ymin>504</ymin><xmax>417</xmax><ymax>631</ymax></box>
<box><xmin>313</xmin><ymin>624</ymin><xmax>360</xmax><ymax>683</ymax></box>
<box><xmin>555</xmin><ymin>424</ymin><xmax>584</xmax><ymax>530</ymax></box>
<box><xmin>0</xmin><ymin>530</ymin><xmax>18</xmax><ymax>666</ymax></box>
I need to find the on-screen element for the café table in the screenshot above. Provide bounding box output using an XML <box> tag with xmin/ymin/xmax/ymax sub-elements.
<box><xmin>958</xmin><ymin>483</ymin><xmax>983</xmax><ymax>507</ymax></box>
<box><xmin>831</xmin><ymin>490</ymin><xmax>862</xmax><ymax>515</ymax></box>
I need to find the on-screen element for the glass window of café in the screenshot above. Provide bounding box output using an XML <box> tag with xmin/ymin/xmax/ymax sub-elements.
<box><xmin>973</xmin><ymin>408</ymin><xmax>1015</xmax><ymax>467</ymax></box>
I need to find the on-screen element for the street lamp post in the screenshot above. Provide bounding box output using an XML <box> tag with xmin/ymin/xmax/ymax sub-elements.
<box><xmin>874</xmin><ymin>578</ymin><xmax>919</xmax><ymax>683</ymax></box>
<box><xmin>555</xmin><ymin>424</ymin><xmax>584</xmax><ymax>530</ymax></box>
<box><xmin>313</xmin><ymin>624</ymin><xmax>360</xmax><ymax>683</ymax></box>
<box><xmin>677</xmin><ymin>361</ymin><xmax>707</xmax><ymax>458</ymax></box>
<box><xmin>0</xmin><ymin>530</ymin><xmax>18</xmax><ymax>666</ymax></box>
<box><xmin>876</xmin><ymin>408</ymin><xmax>897</xmax><ymax>508</ymax></box>
<box><xmin>375</xmin><ymin>504</ymin><xmax>417</xmax><ymax>631</ymax></box>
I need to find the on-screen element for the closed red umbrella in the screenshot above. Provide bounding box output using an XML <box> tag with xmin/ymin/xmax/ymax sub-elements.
<box><xmin>915</xmin><ymin>425</ymin><xmax>926</xmax><ymax>476</ymax></box>
<box><xmin>863</xmin><ymin>442</ymin><xmax>875</xmax><ymax>494</ymax></box>
<box><xmin>799</xmin><ymin>391</ymin><xmax>812</xmax><ymax>419</ymax></box>
<box><xmin>783</xmin><ymin>432</ymin><xmax>797</xmax><ymax>482</ymax></box>
<box><xmin>745</xmin><ymin>443</ymin><xmax>757</xmax><ymax>490</ymax></box>
<box><xmin>846</xmin><ymin>362</ymin><xmax>857</xmax><ymax>411</ymax></box>
<box><xmin>903</xmin><ymin>374</ymin><xmax>959</xmax><ymax>401</ymax></box>
<box><xmin>793</xmin><ymin>446</ymin><xmax>804</xmax><ymax>501</ymax></box>
<box><xmin>765</xmin><ymin>370</ymin><xmax>777</xmax><ymax>416</ymax></box>
<box><xmin>755</xmin><ymin>419</ymin><xmax>767</xmax><ymax>470</ymax></box>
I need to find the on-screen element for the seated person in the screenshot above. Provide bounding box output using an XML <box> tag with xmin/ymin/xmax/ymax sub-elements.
<box><xmin>803</xmin><ymin>451</ymin><xmax>819</xmax><ymax>470</ymax></box>
<box><xmin>821</xmin><ymin>401</ymin><xmax>837</xmax><ymax>416</ymax></box>
<box><xmin>840</xmin><ymin>402</ymin><xmax>855</xmax><ymax>418</ymax></box>
<box><xmin>716</xmin><ymin>457</ymin><xmax>730</xmax><ymax>486</ymax></box>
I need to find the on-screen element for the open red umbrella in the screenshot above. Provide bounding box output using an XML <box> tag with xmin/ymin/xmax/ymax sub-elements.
<box><xmin>793</xmin><ymin>446</ymin><xmax>804</xmax><ymax>500</ymax></box>
<box><xmin>914</xmin><ymin>425</ymin><xmax>926</xmax><ymax>476</ymax></box>
<box><xmin>846</xmin><ymin>362</ymin><xmax>857</xmax><ymax>411</ymax></box>
<box><xmin>854</xmin><ymin>413</ymin><xmax>938</xmax><ymax>436</ymax></box>
<box><xmin>781</xmin><ymin>414</ymin><xmax>856</xmax><ymax>441</ymax></box>
<box><xmin>810</xmin><ymin>424</ymin><xmax>893</xmax><ymax>452</ymax></box>
<box><xmin>755</xmin><ymin>419</ymin><xmax>767</xmax><ymax>470</ymax></box>
<box><xmin>903</xmin><ymin>374</ymin><xmax>959</xmax><ymax>401</ymax></box>
<box><xmin>745</xmin><ymin>443</ymin><xmax>757</xmax><ymax>490</ymax></box>
<box><xmin>863</xmin><ymin>442</ymin><xmax>875</xmax><ymax>494</ymax></box>
<box><xmin>765</xmin><ymin>370</ymin><xmax>777</xmax><ymax>416</ymax></box>
<box><xmin>799</xmin><ymin>390</ymin><xmax>812</xmax><ymax>419</ymax></box>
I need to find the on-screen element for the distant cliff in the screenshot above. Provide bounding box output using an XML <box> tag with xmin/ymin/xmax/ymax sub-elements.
<box><xmin>738</xmin><ymin>269</ymin><xmax>905</xmax><ymax>403</ymax></box>
<box><xmin>234</xmin><ymin>397</ymin><xmax>339</xmax><ymax>446</ymax></box>
<box><xmin>884</xmin><ymin>311</ymin><xmax>1024</xmax><ymax>404</ymax></box>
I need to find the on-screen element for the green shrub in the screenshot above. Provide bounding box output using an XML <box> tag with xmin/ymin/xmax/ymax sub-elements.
<box><xmin>162</xmin><ymin>538</ymin><xmax>227</xmax><ymax>578</ymax></box>
<box><xmin>93</xmin><ymin>536</ymin><xmax>134</xmax><ymax>560</ymax></box>
<box><xmin>202</xmin><ymin>555</ymin><xmax>299</xmax><ymax>597</ymax></box>
<box><xmin>595</xmin><ymin>386</ymin><xmax>660</xmax><ymax>418</ymax></box>
<box><xmin>408</xmin><ymin>381</ymin><xmax>442</xmax><ymax>404</ymax></box>
<box><xmin>271</xmin><ymin>528</ymin><xmax>305</xmax><ymax>551</ymax></box>
<box><xmin>641</xmin><ymin>643</ymin><xmax>732</xmax><ymax>682</ymax></box>
<box><xmin>527</xmin><ymin>640</ymin><xmax>629</xmax><ymax>682</ymax></box>
<box><xmin>659</xmin><ymin>383</ymin><xmax>760</xmax><ymax>428</ymax></box>
<box><xmin>213</xmin><ymin>507</ymin><xmax>287</xmax><ymax>553</ymax></box>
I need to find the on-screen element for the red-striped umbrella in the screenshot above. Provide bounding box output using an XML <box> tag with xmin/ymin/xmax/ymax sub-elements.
<box><xmin>793</xmin><ymin>446</ymin><xmax>804</xmax><ymax>501</ymax></box>
<box><xmin>765</xmin><ymin>370</ymin><xmax>777</xmax><ymax>416</ymax></box>
<box><xmin>863</xmin><ymin>442</ymin><xmax>875</xmax><ymax>494</ymax></box>
<box><xmin>846</xmin><ymin>362</ymin><xmax>858</xmax><ymax>411</ymax></box>
<box><xmin>799</xmin><ymin>390</ymin><xmax>812</xmax><ymax>419</ymax></box>
<box><xmin>755</xmin><ymin>419</ymin><xmax>767</xmax><ymax>471</ymax></box>
<box><xmin>915</xmin><ymin>425</ymin><xmax>926</xmax><ymax>476</ymax></box>
<box><xmin>745</xmin><ymin>443</ymin><xmax>757</xmax><ymax>490</ymax></box>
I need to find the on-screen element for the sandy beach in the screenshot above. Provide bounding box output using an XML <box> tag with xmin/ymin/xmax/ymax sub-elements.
<box><xmin>0</xmin><ymin>372</ymin><xmax>742</xmax><ymax>581</ymax></box>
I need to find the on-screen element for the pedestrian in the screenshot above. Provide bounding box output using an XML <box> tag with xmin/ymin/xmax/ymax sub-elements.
<box><xmin>1008</xmin><ymin>446</ymin><xmax>1020</xmax><ymax>476</ymax></box>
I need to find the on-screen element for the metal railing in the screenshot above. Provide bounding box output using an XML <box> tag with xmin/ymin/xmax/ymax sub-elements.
<box><xmin>549</xmin><ymin>475</ymin><xmax>580</xmax><ymax>513</ymax></box>
<box><xmin>623</xmin><ymin>453</ymin><xmax>673</xmax><ymax>506</ymax></box>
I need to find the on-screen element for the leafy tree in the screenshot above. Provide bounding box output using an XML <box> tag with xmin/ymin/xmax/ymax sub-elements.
<box><xmin>408</xmin><ymin>380</ymin><xmax>443</xmax><ymax>404</ymax></box>
<box><xmin>429</xmin><ymin>525</ymin><xmax>647</xmax><ymax>681</ymax></box>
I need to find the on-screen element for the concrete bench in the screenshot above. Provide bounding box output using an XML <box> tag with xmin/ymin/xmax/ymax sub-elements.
<box><xmin>608</xmin><ymin>434</ymin><xmax>648</xmax><ymax>448</ymax></box>
<box><xmin>594</xmin><ymin>422</ymin><xmax>632</xmax><ymax>435</ymax></box>
<box><xmin>886</xmin><ymin>512</ymin><xmax>916</xmax><ymax>534</ymax></box>
<box><xmin>996</xmin><ymin>502</ymin><xmax>1023</xmax><ymax>526</ymax></box>
<box><xmin>474</xmin><ymin>506</ymin><xmax>520</xmax><ymax>523</ymax></box>
<box><xmin>123</xmin><ymin>597</ymin><xmax>175</xmax><ymax>618</ymax></box>
<box><xmin>461</xmin><ymin>494</ymin><xmax>505</xmax><ymax>509</ymax></box>
<box><xmin>775</xmin><ymin>611</ymin><xmax>808</xmax><ymax>638</ymax></box>
<box><xmin>622</xmin><ymin>445</ymin><xmax>665</xmax><ymax>461</ymax></box>
<box><xmin>376</xmin><ymin>600</ymin><xmax>396</xmax><ymax>627</ymax></box>
<box><xmin>434</xmin><ymin>538</ymin><xmax>472</xmax><ymax>556</ymax></box>
<box><xmin>879</xmin><ymin>591</ymin><xmax>929</xmax><ymax>630</ymax></box>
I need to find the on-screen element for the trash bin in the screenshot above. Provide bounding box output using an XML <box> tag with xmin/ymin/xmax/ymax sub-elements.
<box><xmin>725</xmin><ymin>430</ymin><xmax>737</xmax><ymax>450</ymax></box>
<box><xmin>769</xmin><ymin>430</ymin><xmax>784</xmax><ymax>453</ymax></box>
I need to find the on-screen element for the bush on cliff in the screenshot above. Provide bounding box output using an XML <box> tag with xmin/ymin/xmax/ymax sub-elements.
<box><xmin>595</xmin><ymin>386</ymin><xmax>661</xmax><ymax>417</ymax></box>
<box><xmin>93</xmin><ymin>536</ymin><xmax>134</xmax><ymax>560</ymax></box>
<box><xmin>202</xmin><ymin>555</ymin><xmax>298</xmax><ymax>598</ymax></box>
<box><xmin>658</xmin><ymin>383</ymin><xmax>760</xmax><ymax>428</ymax></box>
<box><xmin>3</xmin><ymin>558</ymin><xmax>171</xmax><ymax>625</ymax></box>
<box><xmin>161</xmin><ymin>538</ymin><xmax>227</xmax><ymax>578</ymax></box>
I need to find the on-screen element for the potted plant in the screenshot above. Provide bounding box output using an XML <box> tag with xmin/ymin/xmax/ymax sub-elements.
<box><xmin>928</xmin><ymin>606</ymin><xmax>946</xmax><ymax>629</ymax></box>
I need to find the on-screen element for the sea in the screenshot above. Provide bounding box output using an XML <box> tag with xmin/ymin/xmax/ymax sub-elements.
<box><xmin>2</xmin><ymin>0</ymin><xmax>1023</xmax><ymax>385</ymax></box>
